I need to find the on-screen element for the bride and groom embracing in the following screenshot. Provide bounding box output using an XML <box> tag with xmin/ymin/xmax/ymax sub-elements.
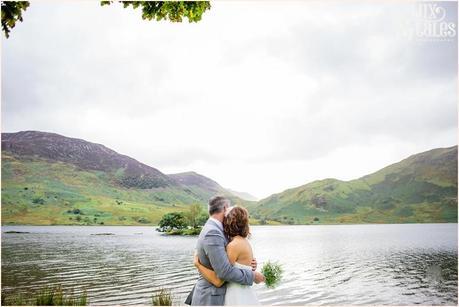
<box><xmin>185</xmin><ymin>196</ymin><xmax>266</xmax><ymax>305</ymax></box>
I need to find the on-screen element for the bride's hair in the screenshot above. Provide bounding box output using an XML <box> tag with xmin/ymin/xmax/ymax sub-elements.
<box><xmin>223</xmin><ymin>206</ymin><xmax>250</xmax><ymax>241</ymax></box>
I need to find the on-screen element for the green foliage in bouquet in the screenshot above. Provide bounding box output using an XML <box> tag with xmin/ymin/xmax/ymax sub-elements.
<box><xmin>261</xmin><ymin>261</ymin><xmax>283</xmax><ymax>289</ymax></box>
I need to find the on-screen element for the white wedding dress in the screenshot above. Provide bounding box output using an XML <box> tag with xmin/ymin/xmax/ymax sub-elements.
<box><xmin>224</xmin><ymin>262</ymin><xmax>261</xmax><ymax>305</ymax></box>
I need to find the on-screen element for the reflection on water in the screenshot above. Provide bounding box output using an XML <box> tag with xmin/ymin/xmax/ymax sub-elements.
<box><xmin>1</xmin><ymin>224</ymin><xmax>457</xmax><ymax>305</ymax></box>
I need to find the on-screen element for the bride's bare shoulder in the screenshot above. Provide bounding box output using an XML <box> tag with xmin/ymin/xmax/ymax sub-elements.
<box><xmin>227</xmin><ymin>236</ymin><xmax>250</xmax><ymax>249</ymax></box>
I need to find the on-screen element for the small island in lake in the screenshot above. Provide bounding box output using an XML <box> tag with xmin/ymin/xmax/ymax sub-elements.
<box><xmin>156</xmin><ymin>204</ymin><xmax>206</xmax><ymax>236</ymax></box>
<box><xmin>4</xmin><ymin>231</ymin><xmax>30</xmax><ymax>234</ymax></box>
<box><xmin>90</xmin><ymin>233</ymin><xmax>115</xmax><ymax>236</ymax></box>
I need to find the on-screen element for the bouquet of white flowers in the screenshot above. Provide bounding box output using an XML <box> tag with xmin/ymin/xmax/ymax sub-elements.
<box><xmin>261</xmin><ymin>261</ymin><xmax>283</xmax><ymax>288</ymax></box>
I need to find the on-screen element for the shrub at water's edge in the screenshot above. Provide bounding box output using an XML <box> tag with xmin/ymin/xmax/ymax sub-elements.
<box><xmin>1</xmin><ymin>286</ymin><xmax>88</xmax><ymax>306</ymax></box>
<box><xmin>151</xmin><ymin>288</ymin><xmax>173</xmax><ymax>306</ymax></box>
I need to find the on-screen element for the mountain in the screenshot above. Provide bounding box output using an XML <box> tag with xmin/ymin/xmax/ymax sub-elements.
<box><xmin>252</xmin><ymin>146</ymin><xmax>458</xmax><ymax>224</ymax></box>
<box><xmin>226</xmin><ymin>189</ymin><xmax>258</xmax><ymax>201</ymax></box>
<box><xmin>1</xmin><ymin>131</ymin><xmax>245</xmax><ymax>225</ymax></box>
<box><xmin>169</xmin><ymin>171</ymin><xmax>227</xmax><ymax>198</ymax></box>
<box><xmin>2</xmin><ymin>131</ymin><xmax>457</xmax><ymax>225</ymax></box>
<box><xmin>2</xmin><ymin>131</ymin><xmax>174</xmax><ymax>189</ymax></box>
<box><xmin>169</xmin><ymin>172</ymin><xmax>258</xmax><ymax>201</ymax></box>
<box><xmin>167</xmin><ymin>171</ymin><xmax>257</xmax><ymax>209</ymax></box>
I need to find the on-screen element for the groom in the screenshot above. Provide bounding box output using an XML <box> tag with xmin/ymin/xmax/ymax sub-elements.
<box><xmin>185</xmin><ymin>196</ymin><xmax>265</xmax><ymax>305</ymax></box>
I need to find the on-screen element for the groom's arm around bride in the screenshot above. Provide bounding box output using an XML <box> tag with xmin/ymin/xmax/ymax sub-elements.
<box><xmin>205</xmin><ymin>227</ymin><xmax>257</xmax><ymax>284</ymax></box>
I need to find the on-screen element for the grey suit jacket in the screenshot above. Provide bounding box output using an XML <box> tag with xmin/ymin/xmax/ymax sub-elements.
<box><xmin>187</xmin><ymin>218</ymin><xmax>254</xmax><ymax>305</ymax></box>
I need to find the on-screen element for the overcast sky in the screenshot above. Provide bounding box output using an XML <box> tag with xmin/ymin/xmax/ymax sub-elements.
<box><xmin>2</xmin><ymin>1</ymin><xmax>457</xmax><ymax>199</ymax></box>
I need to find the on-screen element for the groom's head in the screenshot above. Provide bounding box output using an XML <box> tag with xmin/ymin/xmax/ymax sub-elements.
<box><xmin>208</xmin><ymin>196</ymin><xmax>230</xmax><ymax>222</ymax></box>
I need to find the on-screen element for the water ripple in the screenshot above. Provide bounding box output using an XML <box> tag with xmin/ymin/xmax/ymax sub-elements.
<box><xmin>2</xmin><ymin>224</ymin><xmax>457</xmax><ymax>305</ymax></box>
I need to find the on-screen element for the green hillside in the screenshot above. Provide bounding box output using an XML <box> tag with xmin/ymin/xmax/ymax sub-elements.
<box><xmin>0</xmin><ymin>152</ymin><xmax>253</xmax><ymax>225</ymax></box>
<box><xmin>1</xmin><ymin>131</ymin><xmax>457</xmax><ymax>226</ymax></box>
<box><xmin>252</xmin><ymin>146</ymin><xmax>458</xmax><ymax>224</ymax></box>
<box><xmin>1</xmin><ymin>152</ymin><xmax>202</xmax><ymax>225</ymax></box>
<box><xmin>1</xmin><ymin>131</ymin><xmax>251</xmax><ymax>226</ymax></box>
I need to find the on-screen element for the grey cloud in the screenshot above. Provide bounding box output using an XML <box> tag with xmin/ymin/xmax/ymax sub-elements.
<box><xmin>1</xmin><ymin>1</ymin><xmax>457</xmax><ymax>173</ymax></box>
<box><xmin>217</xmin><ymin>2</ymin><xmax>457</xmax><ymax>162</ymax></box>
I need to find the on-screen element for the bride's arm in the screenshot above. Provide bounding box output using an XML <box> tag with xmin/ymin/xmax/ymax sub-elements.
<box><xmin>194</xmin><ymin>253</ymin><xmax>225</xmax><ymax>287</ymax></box>
<box><xmin>193</xmin><ymin>243</ymin><xmax>239</xmax><ymax>288</ymax></box>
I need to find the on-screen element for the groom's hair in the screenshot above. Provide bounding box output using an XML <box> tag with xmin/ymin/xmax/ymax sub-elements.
<box><xmin>208</xmin><ymin>196</ymin><xmax>230</xmax><ymax>215</ymax></box>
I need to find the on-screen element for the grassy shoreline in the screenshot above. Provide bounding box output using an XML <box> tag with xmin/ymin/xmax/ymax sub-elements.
<box><xmin>1</xmin><ymin>286</ymin><xmax>88</xmax><ymax>306</ymax></box>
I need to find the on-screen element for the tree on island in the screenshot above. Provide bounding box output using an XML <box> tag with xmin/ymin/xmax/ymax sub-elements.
<box><xmin>2</xmin><ymin>1</ymin><xmax>211</xmax><ymax>38</ymax></box>
<box><xmin>185</xmin><ymin>203</ymin><xmax>207</xmax><ymax>229</ymax></box>
<box><xmin>157</xmin><ymin>204</ymin><xmax>208</xmax><ymax>235</ymax></box>
<box><xmin>157</xmin><ymin>212</ymin><xmax>187</xmax><ymax>233</ymax></box>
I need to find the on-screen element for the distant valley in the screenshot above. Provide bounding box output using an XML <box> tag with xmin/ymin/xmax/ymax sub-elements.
<box><xmin>1</xmin><ymin>131</ymin><xmax>457</xmax><ymax>225</ymax></box>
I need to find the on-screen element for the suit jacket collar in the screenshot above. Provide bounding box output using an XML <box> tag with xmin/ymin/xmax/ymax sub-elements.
<box><xmin>208</xmin><ymin>217</ymin><xmax>223</xmax><ymax>231</ymax></box>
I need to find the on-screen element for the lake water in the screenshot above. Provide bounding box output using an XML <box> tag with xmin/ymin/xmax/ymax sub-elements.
<box><xmin>1</xmin><ymin>224</ymin><xmax>457</xmax><ymax>305</ymax></box>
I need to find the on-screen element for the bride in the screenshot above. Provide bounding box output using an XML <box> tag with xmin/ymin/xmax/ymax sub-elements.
<box><xmin>193</xmin><ymin>206</ymin><xmax>261</xmax><ymax>305</ymax></box>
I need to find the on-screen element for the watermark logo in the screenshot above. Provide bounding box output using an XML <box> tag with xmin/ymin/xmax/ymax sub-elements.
<box><xmin>404</xmin><ymin>2</ymin><xmax>456</xmax><ymax>41</ymax></box>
